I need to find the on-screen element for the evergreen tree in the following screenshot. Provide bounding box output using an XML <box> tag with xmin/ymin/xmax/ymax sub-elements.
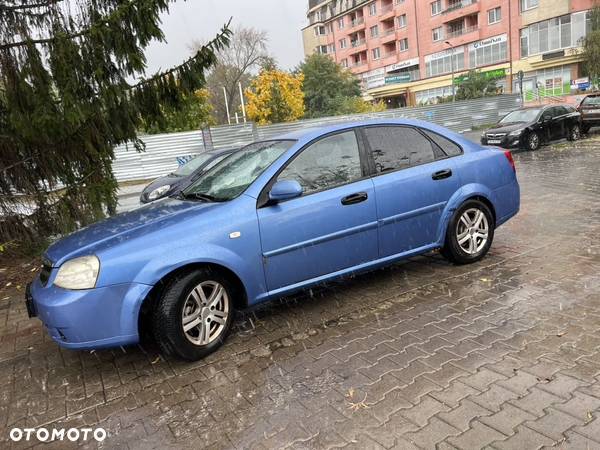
<box><xmin>0</xmin><ymin>1</ymin><xmax>231</xmax><ymax>252</ymax></box>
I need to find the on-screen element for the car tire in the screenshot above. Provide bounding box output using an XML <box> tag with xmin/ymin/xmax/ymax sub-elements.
<box><xmin>442</xmin><ymin>200</ymin><xmax>495</xmax><ymax>265</ymax></box>
<box><xmin>567</xmin><ymin>124</ymin><xmax>581</xmax><ymax>141</ymax></box>
<box><xmin>152</xmin><ymin>268</ymin><xmax>235</xmax><ymax>361</ymax></box>
<box><xmin>524</xmin><ymin>131</ymin><xmax>540</xmax><ymax>151</ymax></box>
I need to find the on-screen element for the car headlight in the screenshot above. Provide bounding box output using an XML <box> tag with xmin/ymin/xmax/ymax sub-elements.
<box><xmin>54</xmin><ymin>256</ymin><xmax>100</xmax><ymax>290</ymax></box>
<box><xmin>148</xmin><ymin>185</ymin><xmax>171</xmax><ymax>201</ymax></box>
<box><xmin>508</xmin><ymin>129</ymin><xmax>523</xmax><ymax>137</ymax></box>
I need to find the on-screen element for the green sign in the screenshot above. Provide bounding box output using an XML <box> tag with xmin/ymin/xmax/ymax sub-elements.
<box><xmin>453</xmin><ymin>68</ymin><xmax>506</xmax><ymax>85</ymax></box>
<box><xmin>385</xmin><ymin>73</ymin><xmax>411</xmax><ymax>84</ymax></box>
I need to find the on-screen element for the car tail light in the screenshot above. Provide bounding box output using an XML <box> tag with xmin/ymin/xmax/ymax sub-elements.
<box><xmin>504</xmin><ymin>151</ymin><xmax>516</xmax><ymax>172</ymax></box>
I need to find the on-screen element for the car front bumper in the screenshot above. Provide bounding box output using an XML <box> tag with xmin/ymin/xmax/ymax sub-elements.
<box><xmin>27</xmin><ymin>277</ymin><xmax>153</xmax><ymax>350</ymax></box>
<box><xmin>481</xmin><ymin>134</ymin><xmax>521</xmax><ymax>149</ymax></box>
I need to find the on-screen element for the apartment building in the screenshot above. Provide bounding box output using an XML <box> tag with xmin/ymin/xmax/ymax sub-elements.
<box><xmin>301</xmin><ymin>0</ymin><xmax>595</xmax><ymax>107</ymax></box>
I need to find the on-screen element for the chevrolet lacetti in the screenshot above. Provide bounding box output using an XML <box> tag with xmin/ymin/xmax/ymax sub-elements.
<box><xmin>26</xmin><ymin>120</ymin><xmax>520</xmax><ymax>361</ymax></box>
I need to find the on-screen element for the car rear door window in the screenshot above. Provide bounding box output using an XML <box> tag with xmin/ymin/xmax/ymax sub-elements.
<box><xmin>583</xmin><ymin>96</ymin><xmax>600</xmax><ymax>106</ymax></box>
<box><xmin>277</xmin><ymin>130</ymin><xmax>363</xmax><ymax>195</ymax></box>
<box><xmin>421</xmin><ymin>130</ymin><xmax>463</xmax><ymax>157</ymax></box>
<box><xmin>363</xmin><ymin>126</ymin><xmax>444</xmax><ymax>173</ymax></box>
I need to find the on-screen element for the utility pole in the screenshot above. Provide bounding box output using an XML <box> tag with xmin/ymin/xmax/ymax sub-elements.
<box><xmin>238</xmin><ymin>82</ymin><xmax>247</xmax><ymax>123</ymax></box>
<box><xmin>222</xmin><ymin>86</ymin><xmax>231</xmax><ymax>125</ymax></box>
<box><xmin>445</xmin><ymin>41</ymin><xmax>456</xmax><ymax>102</ymax></box>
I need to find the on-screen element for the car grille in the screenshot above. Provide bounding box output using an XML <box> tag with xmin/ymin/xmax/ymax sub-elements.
<box><xmin>486</xmin><ymin>133</ymin><xmax>507</xmax><ymax>139</ymax></box>
<box><xmin>39</xmin><ymin>259</ymin><xmax>52</xmax><ymax>286</ymax></box>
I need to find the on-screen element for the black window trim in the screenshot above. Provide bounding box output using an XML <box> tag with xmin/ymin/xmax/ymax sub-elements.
<box><xmin>256</xmin><ymin>128</ymin><xmax>372</xmax><ymax>209</ymax></box>
<box><xmin>357</xmin><ymin>124</ymin><xmax>464</xmax><ymax>179</ymax></box>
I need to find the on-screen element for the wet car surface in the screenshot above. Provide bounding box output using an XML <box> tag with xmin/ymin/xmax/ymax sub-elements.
<box><xmin>1</xmin><ymin>136</ymin><xmax>600</xmax><ymax>448</ymax></box>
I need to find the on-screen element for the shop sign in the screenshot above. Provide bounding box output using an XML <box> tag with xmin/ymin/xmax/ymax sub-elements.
<box><xmin>385</xmin><ymin>57</ymin><xmax>419</xmax><ymax>73</ymax></box>
<box><xmin>385</xmin><ymin>73</ymin><xmax>411</xmax><ymax>84</ymax></box>
<box><xmin>468</xmin><ymin>34</ymin><xmax>507</xmax><ymax>51</ymax></box>
<box><xmin>453</xmin><ymin>68</ymin><xmax>506</xmax><ymax>85</ymax></box>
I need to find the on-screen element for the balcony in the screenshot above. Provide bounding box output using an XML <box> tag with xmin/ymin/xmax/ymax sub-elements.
<box><xmin>380</xmin><ymin>4</ymin><xmax>395</xmax><ymax>19</ymax></box>
<box><xmin>351</xmin><ymin>38</ymin><xmax>367</xmax><ymax>48</ymax></box>
<box><xmin>446</xmin><ymin>24</ymin><xmax>478</xmax><ymax>38</ymax></box>
<box><xmin>383</xmin><ymin>50</ymin><xmax>398</xmax><ymax>60</ymax></box>
<box><xmin>442</xmin><ymin>0</ymin><xmax>476</xmax><ymax>14</ymax></box>
<box><xmin>380</xmin><ymin>29</ymin><xmax>397</xmax><ymax>43</ymax></box>
<box><xmin>350</xmin><ymin>17</ymin><xmax>365</xmax><ymax>28</ymax></box>
<box><xmin>351</xmin><ymin>60</ymin><xmax>367</xmax><ymax>68</ymax></box>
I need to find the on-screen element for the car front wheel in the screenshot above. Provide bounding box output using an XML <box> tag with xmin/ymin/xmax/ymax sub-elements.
<box><xmin>152</xmin><ymin>268</ymin><xmax>235</xmax><ymax>361</ymax></box>
<box><xmin>524</xmin><ymin>131</ymin><xmax>540</xmax><ymax>151</ymax></box>
<box><xmin>442</xmin><ymin>200</ymin><xmax>495</xmax><ymax>265</ymax></box>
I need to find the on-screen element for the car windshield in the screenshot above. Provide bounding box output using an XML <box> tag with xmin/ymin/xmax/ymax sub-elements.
<box><xmin>499</xmin><ymin>109</ymin><xmax>541</xmax><ymax>124</ymax></box>
<box><xmin>173</xmin><ymin>153</ymin><xmax>214</xmax><ymax>177</ymax></box>
<box><xmin>182</xmin><ymin>140</ymin><xmax>295</xmax><ymax>201</ymax></box>
<box><xmin>582</xmin><ymin>96</ymin><xmax>600</xmax><ymax>106</ymax></box>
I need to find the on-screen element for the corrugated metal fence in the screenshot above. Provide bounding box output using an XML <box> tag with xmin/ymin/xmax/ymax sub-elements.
<box><xmin>112</xmin><ymin>94</ymin><xmax>521</xmax><ymax>182</ymax></box>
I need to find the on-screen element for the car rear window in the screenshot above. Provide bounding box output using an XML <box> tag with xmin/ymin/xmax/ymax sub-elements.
<box><xmin>421</xmin><ymin>130</ymin><xmax>463</xmax><ymax>157</ymax></box>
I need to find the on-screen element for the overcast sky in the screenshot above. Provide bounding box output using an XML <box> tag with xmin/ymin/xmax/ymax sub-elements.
<box><xmin>144</xmin><ymin>0</ymin><xmax>308</xmax><ymax>74</ymax></box>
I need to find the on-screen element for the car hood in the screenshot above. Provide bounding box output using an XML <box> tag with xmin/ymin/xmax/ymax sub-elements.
<box><xmin>45</xmin><ymin>198</ymin><xmax>217</xmax><ymax>266</ymax></box>
<box><xmin>486</xmin><ymin>122</ymin><xmax>532</xmax><ymax>134</ymax></box>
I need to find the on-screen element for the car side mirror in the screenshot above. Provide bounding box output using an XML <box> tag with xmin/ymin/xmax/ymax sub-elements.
<box><xmin>268</xmin><ymin>180</ymin><xmax>303</xmax><ymax>203</ymax></box>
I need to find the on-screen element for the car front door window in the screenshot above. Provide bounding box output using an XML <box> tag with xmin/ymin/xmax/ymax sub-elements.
<box><xmin>277</xmin><ymin>131</ymin><xmax>363</xmax><ymax>195</ymax></box>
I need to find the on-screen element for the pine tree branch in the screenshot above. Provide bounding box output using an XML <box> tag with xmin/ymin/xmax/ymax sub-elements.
<box><xmin>132</xmin><ymin>18</ymin><xmax>233</xmax><ymax>90</ymax></box>
<box><xmin>0</xmin><ymin>0</ymin><xmax>64</xmax><ymax>11</ymax></box>
<box><xmin>0</xmin><ymin>0</ymin><xmax>158</xmax><ymax>50</ymax></box>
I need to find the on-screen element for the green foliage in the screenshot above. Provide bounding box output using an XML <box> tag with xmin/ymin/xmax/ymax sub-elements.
<box><xmin>141</xmin><ymin>89</ymin><xmax>215</xmax><ymax>134</ymax></box>
<box><xmin>582</xmin><ymin>3</ymin><xmax>600</xmax><ymax>85</ymax></box>
<box><xmin>0</xmin><ymin>1</ymin><xmax>231</xmax><ymax>250</ymax></box>
<box><xmin>455</xmin><ymin>70</ymin><xmax>501</xmax><ymax>100</ymax></box>
<box><xmin>299</xmin><ymin>54</ymin><xmax>369</xmax><ymax>118</ymax></box>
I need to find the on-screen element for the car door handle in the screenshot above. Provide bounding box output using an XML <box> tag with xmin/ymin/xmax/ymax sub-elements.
<box><xmin>341</xmin><ymin>192</ymin><xmax>368</xmax><ymax>206</ymax></box>
<box><xmin>432</xmin><ymin>169</ymin><xmax>453</xmax><ymax>180</ymax></box>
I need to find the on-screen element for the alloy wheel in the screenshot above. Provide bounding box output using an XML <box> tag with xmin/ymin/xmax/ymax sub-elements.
<box><xmin>571</xmin><ymin>125</ymin><xmax>581</xmax><ymax>141</ymax></box>
<box><xmin>528</xmin><ymin>133</ymin><xmax>539</xmax><ymax>150</ymax></box>
<box><xmin>181</xmin><ymin>281</ymin><xmax>229</xmax><ymax>346</ymax></box>
<box><xmin>456</xmin><ymin>208</ymin><xmax>489</xmax><ymax>255</ymax></box>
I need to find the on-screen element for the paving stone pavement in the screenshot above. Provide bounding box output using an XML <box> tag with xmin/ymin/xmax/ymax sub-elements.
<box><xmin>1</xmin><ymin>137</ymin><xmax>600</xmax><ymax>449</ymax></box>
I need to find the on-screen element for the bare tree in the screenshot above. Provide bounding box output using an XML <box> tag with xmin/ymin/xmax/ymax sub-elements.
<box><xmin>190</xmin><ymin>26</ymin><xmax>270</xmax><ymax>124</ymax></box>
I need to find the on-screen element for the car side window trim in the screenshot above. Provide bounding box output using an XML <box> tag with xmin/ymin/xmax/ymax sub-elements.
<box><xmin>358</xmin><ymin>125</ymin><xmax>460</xmax><ymax>179</ymax></box>
<box><xmin>418</xmin><ymin>128</ymin><xmax>464</xmax><ymax>158</ymax></box>
<box><xmin>256</xmin><ymin>128</ymin><xmax>371</xmax><ymax>209</ymax></box>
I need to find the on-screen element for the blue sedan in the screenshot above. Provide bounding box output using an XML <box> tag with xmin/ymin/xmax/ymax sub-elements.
<box><xmin>26</xmin><ymin>120</ymin><xmax>520</xmax><ymax>361</ymax></box>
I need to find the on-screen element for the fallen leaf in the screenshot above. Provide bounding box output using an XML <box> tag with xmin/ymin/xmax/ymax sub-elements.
<box><xmin>151</xmin><ymin>356</ymin><xmax>161</xmax><ymax>364</ymax></box>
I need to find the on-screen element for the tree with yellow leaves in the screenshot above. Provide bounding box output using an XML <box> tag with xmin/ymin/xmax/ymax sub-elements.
<box><xmin>245</xmin><ymin>69</ymin><xmax>305</xmax><ymax>125</ymax></box>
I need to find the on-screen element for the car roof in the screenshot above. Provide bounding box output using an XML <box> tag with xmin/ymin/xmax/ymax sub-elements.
<box><xmin>270</xmin><ymin>118</ymin><xmax>464</xmax><ymax>143</ymax></box>
<box><xmin>206</xmin><ymin>147</ymin><xmax>238</xmax><ymax>156</ymax></box>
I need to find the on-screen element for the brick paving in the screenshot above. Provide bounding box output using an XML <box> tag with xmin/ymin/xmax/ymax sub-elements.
<box><xmin>1</xmin><ymin>137</ymin><xmax>600</xmax><ymax>449</ymax></box>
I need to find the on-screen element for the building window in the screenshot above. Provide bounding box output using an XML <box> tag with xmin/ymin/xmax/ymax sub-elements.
<box><xmin>396</xmin><ymin>0</ymin><xmax>405</xmax><ymax>4</ymax></box>
<box><xmin>432</xmin><ymin>27</ymin><xmax>443</xmax><ymax>42</ymax></box>
<box><xmin>521</xmin><ymin>0</ymin><xmax>539</xmax><ymax>12</ymax></box>
<box><xmin>431</xmin><ymin>0</ymin><xmax>442</xmax><ymax>16</ymax></box>
<box><xmin>371</xmin><ymin>25</ymin><xmax>379</xmax><ymax>38</ymax></box>
<box><xmin>369</xmin><ymin>3</ymin><xmax>377</xmax><ymax>16</ymax></box>
<box><xmin>340</xmin><ymin>38</ymin><xmax>347</xmax><ymax>49</ymax></box>
<box><xmin>415</xmin><ymin>85</ymin><xmax>454</xmax><ymax>105</ymax></box>
<box><xmin>338</xmin><ymin>17</ymin><xmax>345</xmax><ymax>29</ymax></box>
<box><xmin>468</xmin><ymin>36</ymin><xmax>508</xmax><ymax>68</ymax></box>
<box><xmin>314</xmin><ymin>25</ymin><xmax>326</xmax><ymax>36</ymax></box>
<box><xmin>372</xmin><ymin>47</ymin><xmax>381</xmax><ymax>60</ymax></box>
<box><xmin>341</xmin><ymin>59</ymin><xmax>348</xmax><ymax>68</ymax></box>
<box><xmin>326</xmin><ymin>23</ymin><xmax>334</xmax><ymax>34</ymax></box>
<box><xmin>328</xmin><ymin>43</ymin><xmax>335</xmax><ymax>54</ymax></box>
<box><xmin>399</xmin><ymin>38</ymin><xmax>409</xmax><ymax>51</ymax></box>
<box><xmin>488</xmin><ymin>7</ymin><xmax>501</xmax><ymax>24</ymax></box>
<box><xmin>316</xmin><ymin>45</ymin><xmax>328</xmax><ymax>54</ymax></box>
<box><xmin>425</xmin><ymin>49</ymin><xmax>465</xmax><ymax>77</ymax></box>
<box><xmin>398</xmin><ymin>14</ymin><xmax>407</xmax><ymax>28</ymax></box>
<box><xmin>520</xmin><ymin>11</ymin><xmax>591</xmax><ymax>58</ymax></box>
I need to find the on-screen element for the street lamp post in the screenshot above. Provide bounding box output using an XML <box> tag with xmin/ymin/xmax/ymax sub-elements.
<box><xmin>444</xmin><ymin>40</ymin><xmax>456</xmax><ymax>103</ymax></box>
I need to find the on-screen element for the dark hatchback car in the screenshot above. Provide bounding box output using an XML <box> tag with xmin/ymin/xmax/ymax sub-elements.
<box><xmin>577</xmin><ymin>93</ymin><xmax>600</xmax><ymax>133</ymax></box>
<box><xmin>481</xmin><ymin>104</ymin><xmax>581</xmax><ymax>151</ymax></box>
<box><xmin>140</xmin><ymin>148</ymin><xmax>238</xmax><ymax>203</ymax></box>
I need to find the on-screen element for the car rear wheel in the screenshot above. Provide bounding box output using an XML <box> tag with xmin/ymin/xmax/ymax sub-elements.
<box><xmin>152</xmin><ymin>268</ymin><xmax>235</xmax><ymax>361</ymax></box>
<box><xmin>442</xmin><ymin>200</ymin><xmax>495</xmax><ymax>265</ymax></box>
<box><xmin>524</xmin><ymin>131</ymin><xmax>540</xmax><ymax>151</ymax></box>
<box><xmin>567</xmin><ymin>124</ymin><xmax>581</xmax><ymax>141</ymax></box>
